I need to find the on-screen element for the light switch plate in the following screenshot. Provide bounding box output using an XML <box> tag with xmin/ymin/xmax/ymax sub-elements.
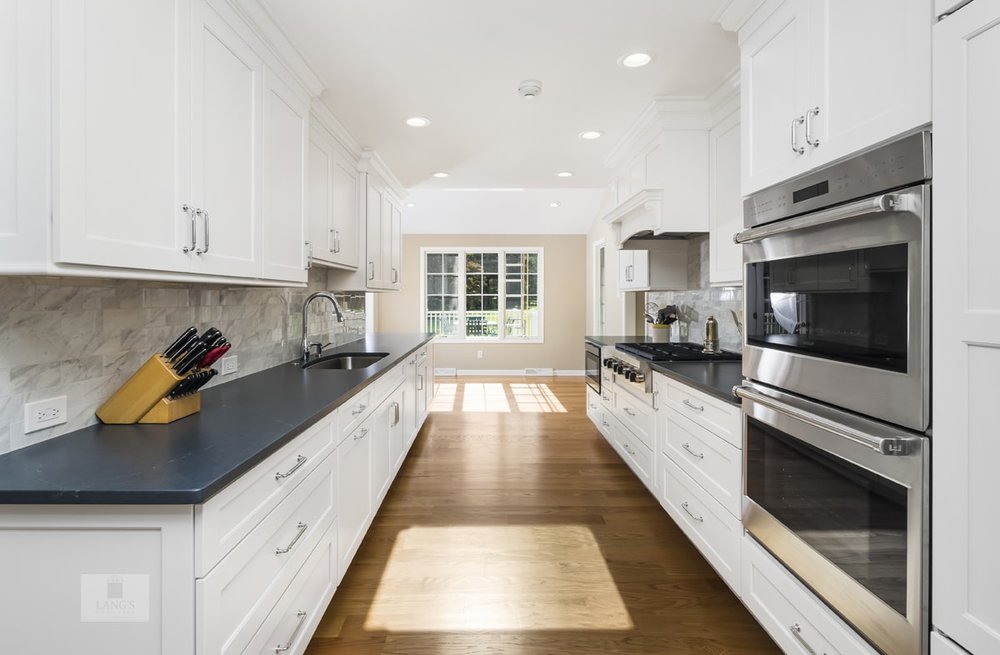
<box><xmin>24</xmin><ymin>396</ymin><xmax>67</xmax><ymax>433</ymax></box>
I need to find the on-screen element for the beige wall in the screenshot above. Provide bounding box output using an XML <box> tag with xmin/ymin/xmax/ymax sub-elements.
<box><xmin>376</xmin><ymin>234</ymin><xmax>586</xmax><ymax>372</ymax></box>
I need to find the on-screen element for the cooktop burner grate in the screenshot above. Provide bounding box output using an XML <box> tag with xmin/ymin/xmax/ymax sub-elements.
<box><xmin>614</xmin><ymin>341</ymin><xmax>742</xmax><ymax>362</ymax></box>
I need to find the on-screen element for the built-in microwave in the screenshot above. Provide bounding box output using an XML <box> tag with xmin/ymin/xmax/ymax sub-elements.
<box><xmin>584</xmin><ymin>340</ymin><xmax>601</xmax><ymax>394</ymax></box>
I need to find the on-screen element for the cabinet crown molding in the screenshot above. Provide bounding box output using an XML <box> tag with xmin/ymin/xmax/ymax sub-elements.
<box><xmin>311</xmin><ymin>100</ymin><xmax>363</xmax><ymax>159</ymax></box>
<box><xmin>713</xmin><ymin>0</ymin><xmax>767</xmax><ymax>33</ymax></box>
<box><xmin>358</xmin><ymin>149</ymin><xmax>407</xmax><ymax>200</ymax></box>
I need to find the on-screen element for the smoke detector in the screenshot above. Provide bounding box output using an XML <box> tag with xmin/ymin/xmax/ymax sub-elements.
<box><xmin>518</xmin><ymin>79</ymin><xmax>543</xmax><ymax>99</ymax></box>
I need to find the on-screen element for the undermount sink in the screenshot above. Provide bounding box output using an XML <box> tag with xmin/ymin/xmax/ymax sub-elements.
<box><xmin>301</xmin><ymin>352</ymin><xmax>389</xmax><ymax>370</ymax></box>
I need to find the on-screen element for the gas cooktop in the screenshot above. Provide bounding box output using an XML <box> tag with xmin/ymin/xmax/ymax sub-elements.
<box><xmin>614</xmin><ymin>342</ymin><xmax>742</xmax><ymax>362</ymax></box>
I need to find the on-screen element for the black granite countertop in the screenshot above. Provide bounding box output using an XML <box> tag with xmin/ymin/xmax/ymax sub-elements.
<box><xmin>0</xmin><ymin>333</ymin><xmax>434</xmax><ymax>505</ymax></box>
<box><xmin>650</xmin><ymin>361</ymin><xmax>743</xmax><ymax>405</ymax></box>
<box><xmin>585</xmin><ymin>335</ymin><xmax>652</xmax><ymax>347</ymax></box>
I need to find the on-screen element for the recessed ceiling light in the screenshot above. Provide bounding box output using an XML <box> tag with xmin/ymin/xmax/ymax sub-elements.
<box><xmin>406</xmin><ymin>202</ymin><xmax>416</xmax><ymax>208</ymax></box>
<box><xmin>556</xmin><ymin>171</ymin><xmax>574</xmax><ymax>178</ymax></box>
<box><xmin>619</xmin><ymin>52</ymin><xmax>653</xmax><ymax>68</ymax></box>
<box><xmin>579</xmin><ymin>131</ymin><xmax>603</xmax><ymax>140</ymax></box>
<box><xmin>405</xmin><ymin>116</ymin><xmax>431</xmax><ymax>127</ymax></box>
<box><xmin>431</xmin><ymin>172</ymin><xmax>450</xmax><ymax>178</ymax></box>
<box><xmin>549</xmin><ymin>202</ymin><xmax>561</xmax><ymax>208</ymax></box>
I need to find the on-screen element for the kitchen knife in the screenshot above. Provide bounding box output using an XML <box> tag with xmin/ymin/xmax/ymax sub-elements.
<box><xmin>163</xmin><ymin>327</ymin><xmax>197</xmax><ymax>359</ymax></box>
<box><xmin>169</xmin><ymin>333</ymin><xmax>201</xmax><ymax>365</ymax></box>
<box><xmin>198</xmin><ymin>343</ymin><xmax>231</xmax><ymax>369</ymax></box>
<box><xmin>200</xmin><ymin>327</ymin><xmax>222</xmax><ymax>346</ymax></box>
<box><xmin>189</xmin><ymin>369</ymin><xmax>217</xmax><ymax>393</ymax></box>
<box><xmin>175</xmin><ymin>343</ymin><xmax>208</xmax><ymax>375</ymax></box>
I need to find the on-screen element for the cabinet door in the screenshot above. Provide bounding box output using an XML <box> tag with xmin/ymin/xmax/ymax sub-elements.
<box><xmin>631</xmin><ymin>250</ymin><xmax>650</xmax><ymax>289</ymax></box>
<box><xmin>53</xmin><ymin>0</ymin><xmax>193</xmax><ymax>272</ymax></box>
<box><xmin>807</xmin><ymin>0</ymin><xmax>932</xmax><ymax>170</ymax></box>
<box><xmin>389</xmin><ymin>200</ymin><xmax>402</xmax><ymax>289</ymax></box>
<box><xmin>371</xmin><ymin>397</ymin><xmax>393</xmax><ymax>508</ymax></box>
<box><xmin>391</xmin><ymin>386</ymin><xmax>407</xmax><ymax>471</ymax></box>
<box><xmin>381</xmin><ymin>194</ymin><xmax>393</xmax><ymax>287</ymax></box>
<box><xmin>0</xmin><ymin>0</ymin><xmax>48</xmax><ymax>268</ymax></box>
<box><xmin>618</xmin><ymin>250</ymin><xmax>634</xmax><ymax>290</ymax></box>
<box><xmin>337</xmin><ymin>419</ymin><xmax>372</xmax><ymax>573</ymax></box>
<box><xmin>709</xmin><ymin>111</ymin><xmax>743</xmax><ymax>286</ymax></box>
<box><xmin>330</xmin><ymin>150</ymin><xmax>360</xmax><ymax>268</ymax></box>
<box><xmin>260</xmin><ymin>68</ymin><xmax>307</xmax><ymax>283</ymax></box>
<box><xmin>415</xmin><ymin>362</ymin><xmax>429</xmax><ymax>424</ymax></box>
<box><xmin>189</xmin><ymin>1</ymin><xmax>260</xmax><ymax>278</ymax></box>
<box><xmin>403</xmin><ymin>359</ymin><xmax>418</xmax><ymax>447</ymax></box>
<box><xmin>307</xmin><ymin>131</ymin><xmax>334</xmax><ymax>263</ymax></box>
<box><xmin>932</xmin><ymin>4</ymin><xmax>1000</xmax><ymax>654</ymax></box>
<box><xmin>740</xmin><ymin>0</ymin><xmax>810</xmax><ymax>195</ymax></box>
<box><xmin>365</xmin><ymin>177</ymin><xmax>385</xmax><ymax>288</ymax></box>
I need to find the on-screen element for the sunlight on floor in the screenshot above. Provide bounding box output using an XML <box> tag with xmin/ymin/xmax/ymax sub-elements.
<box><xmin>429</xmin><ymin>381</ymin><xmax>569</xmax><ymax>414</ymax></box>
<box><xmin>363</xmin><ymin>525</ymin><xmax>633</xmax><ymax>632</ymax></box>
<box><xmin>462</xmin><ymin>383</ymin><xmax>512</xmax><ymax>413</ymax></box>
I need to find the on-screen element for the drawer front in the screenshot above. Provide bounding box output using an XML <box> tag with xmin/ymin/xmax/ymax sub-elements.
<box><xmin>195</xmin><ymin>413</ymin><xmax>336</xmax><ymax>576</ymax></box>
<box><xmin>600</xmin><ymin>384</ymin><xmax>614</xmax><ymax>408</ymax></box>
<box><xmin>663</xmin><ymin>409</ymin><xmax>742</xmax><ymax>518</ymax></box>
<box><xmin>660</xmin><ymin>454</ymin><xmax>740</xmax><ymax>593</ymax></box>
<box><xmin>368</xmin><ymin>363</ymin><xmax>405</xmax><ymax>410</ymax></box>
<box><xmin>586</xmin><ymin>388</ymin><xmax>600</xmax><ymax>422</ymax></box>
<box><xmin>622</xmin><ymin>430</ymin><xmax>653</xmax><ymax>491</ymax></box>
<box><xmin>339</xmin><ymin>389</ymin><xmax>372</xmax><ymax>441</ymax></box>
<box><xmin>337</xmin><ymin>415</ymin><xmax>373</xmax><ymax>573</ymax></box>
<box><xmin>664</xmin><ymin>379</ymin><xmax>740</xmax><ymax>448</ymax></box>
<box><xmin>241</xmin><ymin>521</ymin><xmax>338</xmax><ymax>655</ymax></box>
<box><xmin>614</xmin><ymin>388</ymin><xmax>653</xmax><ymax>450</ymax></box>
<box><xmin>197</xmin><ymin>455</ymin><xmax>337</xmax><ymax>655</ymax></box>
<box><xmin>741</xmin><ymin>534</ymin><xmax>878</xmax><ymax>655</ymax></box>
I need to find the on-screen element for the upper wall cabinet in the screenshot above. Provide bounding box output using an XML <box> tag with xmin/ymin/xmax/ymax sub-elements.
<box><xmin>709</xmin><ymin>105</ymin><xmax>743</xmax><ymax>286</ymax></box>
<box><xmin>740</xmin><ymin>0</ymin><xmax>932</xmax><ymax>195</ymax></box>
<box><xmin>308</xmin><ymin>105</ymin><xmax>362</xmax><ymax>271</ymax></box>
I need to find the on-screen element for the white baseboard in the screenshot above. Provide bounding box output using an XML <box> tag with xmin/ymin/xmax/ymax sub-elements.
<box><xmin>453</xmin><ymin>368</ymin><xmax>573</xmax><ymax>376</ymax></box>
<box><xmin>434</xmin><ymin>367</ymin><xmax>457</xmax><ymax>376</ymax></box>
<box><xmin>555</xmin><ymin>370</ymin><xmax>585</xmax><ymax>376</ymax></box>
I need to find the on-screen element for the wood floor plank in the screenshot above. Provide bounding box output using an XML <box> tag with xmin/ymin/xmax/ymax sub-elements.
<box><xmin>305</xmin><ymin>377</ymin><xmax>779</xmax><ymax>654</ymax></box>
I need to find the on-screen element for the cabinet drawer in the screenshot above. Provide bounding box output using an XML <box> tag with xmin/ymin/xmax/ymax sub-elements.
<box><xmin>241</xmin><ymin>521</ymin><xmax>338</xmax><ymax>655</ymax></box>
<box><xmin>663</xmin><ymin>409</ymin><xmax>742</xmax><ymax>518</ymax></box>
<box><xmin>660</xmin><ymin>454</ymin><xmax>740</xmax><ymax>593</ymax></box>
<box><xmin>741</xmin><ymin>534</ymin><xmax>877</xmax><ymax>655</ymax></box>
<box><xmin>338</xmin><ymin>389</ymin><xmax>372</xmax><ymax>442</ymax></box>
<box><xmin>195</xmin><ymin>413</ymin><xmax>336</xmax><ymax>576</ymax></box>
<box><xmin>368</xmin><ymin>364</ymin><xmax>405</xmax><ymax>409</ymax></box>
<box><xmin>621</xmin><ymin>430</ymin><xmax>653</xmax><ymax>492</ymax></box>
<box><xmin>614</xmin><ymin>388</ymin><xmax>653</xmax><ymax>450</ymax></box>
<box><xmin>586</xmin><ymin>388</ymin><xmax>600</xmax><ymax>421</ymax></box>
<box><xmin>197</xmin><ymin>455</ymin><xmax>337</xmax><ymax>655</ymax></box>
<box><xmin>664</xmin><ymin>379</ymin><xmax>740</xmax><ymax>448</ymax></box>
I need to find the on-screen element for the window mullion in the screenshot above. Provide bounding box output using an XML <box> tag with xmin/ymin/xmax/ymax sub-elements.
<box><xmin>498</xmin><ymin>249</ymin><xmax>506</xmax><ymax>341</ymax></box>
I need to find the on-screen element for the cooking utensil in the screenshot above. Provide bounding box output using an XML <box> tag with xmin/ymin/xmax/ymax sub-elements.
<box><xmin>169</xmin><ymin>333</ymin><xmax>201</xmax><ymax>365</ymax></box>
<box><xmin>175</xmin><ymin>343</ymin><xmax>208</xmax><ymax>375</ymax></box>
<box><xmin>656</xmin><ymin>305</ymin><xmax>679</xmax><ymax>325</ymax></box>
<box><xmin>163</xmin><ymin>327</ymin><xmax>197</xmax><ymax>359</ymax></box>
<box><xmin>200</xmin><ymin>327</ymin><xmax>222</xmax><ymax>346</ymax></box>
<box><xmin>198</xmin><ymin>343</ymin><xmax>230</xmax><ymax>368</ymax></box>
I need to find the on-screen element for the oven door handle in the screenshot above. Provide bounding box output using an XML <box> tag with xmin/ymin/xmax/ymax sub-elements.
<box><xmin>734</xmin><ymin>192</ymin><xmax>907</xmax><ymax>244</ymax></box>
<box><xmin>733</xmin><ymin>384</ymin><xmax>919</xmax><ymax>456</ymax></box>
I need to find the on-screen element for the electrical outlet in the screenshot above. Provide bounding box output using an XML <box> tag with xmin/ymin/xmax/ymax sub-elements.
<box><xmin>220</xmin><ymin>355</ymin><xmax>238</xmax><ymax>375</ymax></box>
<box><xmin>24</xmin><ymin>396</ymin><xmax>67</xmax><ymax>433</ymax></box>
<box><xmin>477</xmin><ymin>350</ymin><xmax>484</xmax><ymax>359</ymax></box>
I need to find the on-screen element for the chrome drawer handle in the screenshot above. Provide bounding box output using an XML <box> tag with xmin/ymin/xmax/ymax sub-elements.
<box><xmin>601</xmin><ymin>420</ymin><xmax>610</xmax><ymax>428</ymax></box>
<box><xmin>805</xmin><ymin>107</ymin><xmax>820</xmax><ymax>147</ymax></box>
<box><xmin>681</xmin><ymin>501</ymin><xmax>704</xmax><ymax>523</ymax></box>
<box><xmin>274</xmin><ymin>610</ymin><xmax>308</xmax><ymax>652</ymax></box>
<box><xmin>788</xmin><ymin>624</ymin><xmax>819</xmax><ymax>655</ymax></box>
<box><xmin>352</xmin><ymin>403</ymin><xmax>367</xmax><ymax>416</ymax></box>
<box><xmin>682</xmin><ymin>442</ymin><xmax>705</xmax><ymax>460</ymax></box>
<box><xmin>589</xmin><ymin>403</ymin><xmax>596</xmax><ymax>410</ymax></box>
<box><xmin>623</xmin><ymin>407</ymin><xmax>636</xmax><ymax>417</ymax></box>
<box><xmin>274</xmin><ymin>455</ymin><xmax>307</xmax><ymax>481</ymax></box>
<box><xmin>391</xmin><ymin>401</ymin><xmax>400</xmax><ymax>427</ymax></box>
<box><xmin>181</xmin><ymin>204</ymin><xmax>197</xmax><ymax>253</ymax></box>
<box><xmin>196</xmin><ymin>209</ymin><xmax>210</xmax><ymax>254</ymax></box>
<box><xmin>791</xmin><ymin>115</ymin><xmax>805</xmax><ymax>154</ymax></box>
<box><xmin>354</xmin><ymin>427</ymin><xmax>369</xmax><ymax>441</ymax></box>
<box><xmin>274</xmin><ymin>522</ymin><xmax>307</xmax><ymax>555</ymax></box>
<box><xmin>682</xmin><ymin>399</ymin><xmax>705</xmax><ymax>412</ymax></box>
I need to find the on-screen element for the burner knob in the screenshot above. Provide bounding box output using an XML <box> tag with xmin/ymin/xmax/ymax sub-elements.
<box><xmin>626</xmin><ymin>370</ymin><xmax>637</xmax><ymax>382</ymax></box>
<box><xmin>603</xmin><ymin>357</ymin><xmax>614</xmax><ymax>368</ymax></box>
<box><xmin>613</xmin><ymin>362</ymin><xmax>624</xmax><ymax>374</ymax></box>
<box><xmin>633</xmin><ymin>372</ymin><xmax>645</xmax><ymax>383</ymax></box>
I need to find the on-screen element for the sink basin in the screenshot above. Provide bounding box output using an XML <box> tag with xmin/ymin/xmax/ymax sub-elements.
<box><xmin>302</xmin><ymin>352</ymin><xmax>389</xmax><ymax>370</ymax></box>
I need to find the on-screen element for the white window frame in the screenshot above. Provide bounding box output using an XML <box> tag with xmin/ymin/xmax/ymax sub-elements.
<box><xmin>419</xmin><ymin>246</ymin><xmax>545</xmax><ymax>343</ymax></box>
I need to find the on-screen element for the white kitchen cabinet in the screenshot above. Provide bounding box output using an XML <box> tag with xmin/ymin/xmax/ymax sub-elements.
<box><xmin>371</xmin><ymin>388</ymin><xmax>397</xmax><ymax>508</ymax></box>
<box><xmin>932</xmin><ymin>3</ymin><xmax>1000</xmax><ymax>654</ymax></box>
<box><xmin>0</xmin><ymin>0</ymin><xmax>48</xmax><ymax>270</ymax></box>
<box><xmin>308</xmin><ymin>115</ymin><xmax>361</xmax><ymax>270</ymax></box>
<box><xmin>336</xmin><ymin>416</ymin><xmax>373</xmax><ymax>574</ymax></box>
<box><xmin>709</xmin><ymin>108</ymin><xmax>744</xmax><ymax>286</ymax></box>
<box><xmin>617</xmin><ymin>241</ymin><xmax>688</xmax><ymax>292</ymax></box>
<box><xmin>188</xmin><ymin>0</ymin><xmax>260</xmax><ymax>279</ymax></box>
<box><xmin>414</xmin><ymin>343</ymin><xmax>434</xmax><ymax>425</ymax></box>
<box><xmin>739</xmin><ymin>0</ymin><xmax>932</xmax><ymax>195</ymax></box>
<box><xmin>402</xmin><ymin>353</ymin><xmax>419</xmax><ymax>449</ymax></box>
<box><xmin>389</xmin><ymin>384</ymin><xmax>407</xmax><ymax>475</ymax></box>
<box><xmin>52</xmin><ymin>0</ymin><xmax>194</xmax><ymax>273</ymax></box>
<box><xmin>260</xmin><ymin>68</ymin><xmax>308</xmax><ymax>283</ymax></box>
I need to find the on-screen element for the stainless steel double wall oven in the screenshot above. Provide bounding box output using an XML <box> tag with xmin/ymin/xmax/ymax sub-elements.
<box><xmin>736</xmin><ymin>131</ymin><xmax>931</xmax><ymax>655</ymax></box>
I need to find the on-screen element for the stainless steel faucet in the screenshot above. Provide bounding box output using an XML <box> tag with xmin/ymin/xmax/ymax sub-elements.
<box><xmin>301</xmin><ymin>292</ymin><xmax>345</xmax><ymax>362</ymax></box>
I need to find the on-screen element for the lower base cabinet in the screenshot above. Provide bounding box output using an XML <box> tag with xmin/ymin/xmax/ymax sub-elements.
<box><xmin>337</xmin><ymin>415</ymin><xmax>374</xmax><ymax>577</ymax></box>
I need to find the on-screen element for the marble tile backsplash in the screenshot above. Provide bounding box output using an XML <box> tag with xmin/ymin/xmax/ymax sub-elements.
<box><xmin>0</xmin><ymin>269</ymin><xmax>366</xmax><ymax>455</ymax></box>
<box><xmin>646</xmin><ymin>235</ymin><xmax>744</xmax><ymax>352</ymax></box>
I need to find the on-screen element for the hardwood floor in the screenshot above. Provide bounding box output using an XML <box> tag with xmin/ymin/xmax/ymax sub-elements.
<box><xmin>306</xmin><ymin>377</ymin><xmax>779</xmax><ymax>655</ymax></box>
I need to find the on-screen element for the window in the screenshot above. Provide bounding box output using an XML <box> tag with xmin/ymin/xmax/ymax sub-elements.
<box><xmin>422</xmin><ymin>247</ymin><xmax>543</xmax><ymax>341</ymax></box>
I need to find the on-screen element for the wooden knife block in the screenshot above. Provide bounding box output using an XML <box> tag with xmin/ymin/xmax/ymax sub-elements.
<box><xmin>96</xmin><ymin>354</ymin><xmax>201</xmax><ymax>425</ymax></box>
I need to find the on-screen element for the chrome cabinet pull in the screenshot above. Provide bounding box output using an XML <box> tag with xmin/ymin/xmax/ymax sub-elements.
<box><xmin>351</xmin><ymin>403</ymin><xmax>367</xmax><ymax>416</ymax></box>
<box><xmin>196</xmin><ymin>209</ymin><xmax>210</xmax><ymax>254</ymax></box>
<box><xmin>368</xmin><ymin>261</ymin><xmax>375</xmax><ymax>280</ymax></box>
<box><xmin>682</xmin><ymin>442</ymin><xmax>705</xmax><ymax>459</ymax></box>
<box><xmin>681</xmin><ymin>501</ymin><xmax>704</xmax><ymax>523</ymax></box>
<box><xmin>805</xmin><ymin>107</ymin><xmax>820</xmax><ymax>147</ymax></box>
<box><xmin>601</xmin><ymin>419</ymin><xmax>610</xmax><ymax>428</ymax></box>
<box><xmin>589</xmin><ymin>402</ymin><xmax>597</xmax><ymax>410</ymax></box>
<box><xmin>305</xmin><ymin>241</ymin><xmax>313</xmax><ymax>269</ymax></box>
<box><xmin>391</xmin><ymin>267</ymin><xmax>398</xmax><ymax>283</ymax></box>
<box><xmin>391</xmin><ymin>401</ymin><xmax>400</xmax><ymax>427</ymax></box>
<box><xmin>353</xmin><ymin>427</ymin><xmax>369</xmax><ymax>441</ymax></box>
<box><xmin>274</xmin><ymin>522</ymin><xmax>307</xmax><ymax>555</ymax></box>
<box><xmin>623</xmin><ymin>407</ymin><xmax>636</xmax><ymax>417</ymax></box>
<box><xmin>788</xmin><ymin>624</ymin><xmax>819</xmax><ymax>655</ymax></box>
<box><xmin>274</xmin><ymin>455</ymin><xmax>307</xmax><ymax>481</ymax></box>
<box><xmin>682</xmin><ymin>399</ymin><xmax>705</xmax><ymax>412</ymax></box>
<box><xmin>417</xmin><ymin>374</ymin><xmax>424</xmax><ymax>391</ymax></box>
<box><xmin>274</xmin><ymin>610</ymin><xmax>308</xmax><ymax>653</ymax></box>
<box><xmin>791</xmin><ymin>116</ymin><xmax>805</xmax><ymax>154</ymax></box>
<box><xmin>182</xmin><ymin>204</ymin><xmax>196</xmax><ymax>252</ymax></box>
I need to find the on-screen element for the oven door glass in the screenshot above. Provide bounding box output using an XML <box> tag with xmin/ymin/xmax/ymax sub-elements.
<box><xmin>585</xmin><ymin>345</ymin><xmax>601</xmax><ymax>392</ymax></box>
<box><xmin>745</xmin><ymin>243</ymin><xmax>908</xmax><ymax>372</ymax></box>
<box><xmin>745</xmin><ymin>415</ymin><xmax>909</xmax><ymax>614</ymax></box>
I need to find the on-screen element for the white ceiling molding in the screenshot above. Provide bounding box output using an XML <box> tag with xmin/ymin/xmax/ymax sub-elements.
<box><xmin>229</xmin><ymin>0</ymin><xmax>324</xmax><ymax>97</ymax></box>
<box><xmin>359</xmin><ymin>149</ymin><xmax>408</xmax><ymax>200</ymax></box>
<box><xmin>713</xmin><ymin>0</ymin><xmax>767</xmax><ymax>33</ymax></box>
